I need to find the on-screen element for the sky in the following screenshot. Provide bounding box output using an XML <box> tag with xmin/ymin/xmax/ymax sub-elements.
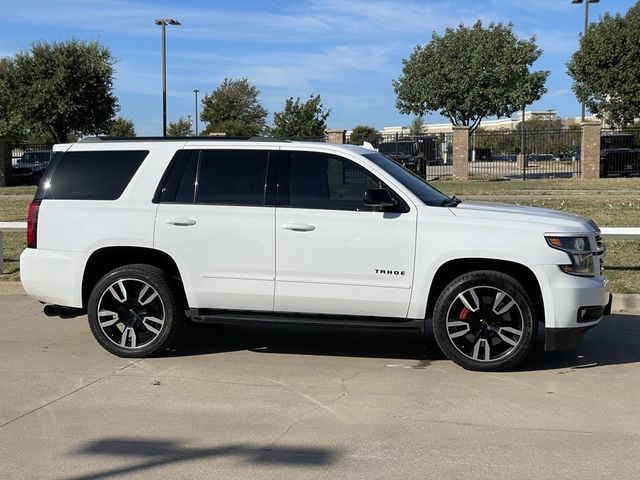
<box><xmin>0</xmin><ymin>0</ymin><xmax>636</xmax><ymax>136</ymax></box>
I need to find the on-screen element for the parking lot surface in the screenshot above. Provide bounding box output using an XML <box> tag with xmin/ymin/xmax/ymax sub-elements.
<box><xmin>1</xmin><ymin>290</ymin><xmax>640</xmax><ymax>480</ymax></box>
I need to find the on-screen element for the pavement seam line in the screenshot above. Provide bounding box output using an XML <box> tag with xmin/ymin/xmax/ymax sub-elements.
<box><xmin>0</xmin><ymin>360</ymin><xmax>141</xmax><ymax>430</ymax></box>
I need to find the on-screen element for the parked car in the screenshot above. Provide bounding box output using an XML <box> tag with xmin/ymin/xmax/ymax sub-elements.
<box><xmin>21</xmin><ymin>138</ymin><xmax>611</xmax><ymax>371</ymax></box>
<box><xmin>378</xmin><ymin>139</ymin><xmax>420</xmax><ymax>168</ymax></box>
<box><xmin>600</xmin><ymin>134</ymin><xmax>640</xmax><ymax>177</ymax></box>
<box><xmin>491</xmin><ymin>154</ymin><xmax>517</xmax><ymax>162</ymax></box>
<box><xmin>378</xmin><ymin>137</ymin><xmax>438</xmax><ymax>172</ymax></box>
<box><xmin>11</xmin><ymin>151</ymin><xmax>52</xmax><ymax>185</ymax></box>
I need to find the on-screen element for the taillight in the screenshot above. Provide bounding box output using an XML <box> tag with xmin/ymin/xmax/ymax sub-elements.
<box><xmin>27</xmin><ymin>199</ymin><xmax>41</xmax><ymax>248</ymax></box>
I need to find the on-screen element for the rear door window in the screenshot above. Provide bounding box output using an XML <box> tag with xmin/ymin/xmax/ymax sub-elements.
<box><xmin>157</xmin><ymin>149</ymin><xmax>272</xmax><ymax>206</ymax></box>
<box><xmin>196</xmin><ymin>150</ymin><xmax>269</xmax><ymax>205</ymax></box>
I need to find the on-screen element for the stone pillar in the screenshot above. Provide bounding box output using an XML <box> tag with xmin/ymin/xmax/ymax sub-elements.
<box><xmin>452</xmin><ymin>126</ymin><xmax>469</xmax><ymax>181</ymax></box>
<box><xmin>326</xmin><ymin>129</ymin><xmax>346</xmax><ymax>144</ymax></box>
<box><xmin>0</xmin><ymin>138</ymin><xmax>9</xmax><ymax>187</ymax></box>
<box><xmin>581</xmin><ymin>122</ymin><xmax>601</xmax><ymax>179</ymax></box>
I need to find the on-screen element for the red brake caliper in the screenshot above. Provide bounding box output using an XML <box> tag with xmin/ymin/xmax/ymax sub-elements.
<box><xmin>459</xmin><ymin>307</ymin><xmax>470</xmax><ymax>320</ymax></box>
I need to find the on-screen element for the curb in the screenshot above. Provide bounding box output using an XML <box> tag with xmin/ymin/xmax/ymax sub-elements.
<box><xmin>2</xmin><ymin>281</ymin><xmax>639</xmax><ymax>314</ymax></box>
<box><xmin>0</xmin><ymin>281</ymin><xmax>27</xmax><ymax>296</ymax></box>
<box><xmin>611</xmin><ymin>294</ymin><xmax>640</xmax><ymax>314</ymax></box>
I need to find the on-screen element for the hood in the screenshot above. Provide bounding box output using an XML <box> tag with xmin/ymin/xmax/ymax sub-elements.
<box><xmin>449</xmin><ymin>201</ymin><xmax>598</xmax><ymax>233</ymax></box>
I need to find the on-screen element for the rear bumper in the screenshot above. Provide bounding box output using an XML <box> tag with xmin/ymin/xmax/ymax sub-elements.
<box><xmin>20</xmin><ymin>248</ymin><xmax>86</xmax><ymax>308</ymax></box>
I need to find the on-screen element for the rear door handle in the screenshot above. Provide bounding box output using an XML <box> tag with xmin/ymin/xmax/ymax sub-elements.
<box><xmin>166</xmin><ymin>217</ymin><xmax>197</xmax><ymax>226</ymax></box>
<box><xmin>282</xmin><ymin>223</ymin><xmax>315</xmax><ymax>232</ymax></box>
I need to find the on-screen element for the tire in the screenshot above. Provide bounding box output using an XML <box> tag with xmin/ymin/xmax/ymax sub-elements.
<box><xmin>432</xmin><ymin>270</ymin><xmax>537</xmax><ymax>371</ymax></box>
<box><xmin>87</xmin><ymin>264</ymin><xmax>183</xmax><ymax>357</ymax></box>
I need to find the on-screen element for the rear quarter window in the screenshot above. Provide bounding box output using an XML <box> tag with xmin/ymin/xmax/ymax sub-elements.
<box><xmin>36</xmin><ymin>150</ymin><xmax>148</xmax><ymax>200</ymax></box>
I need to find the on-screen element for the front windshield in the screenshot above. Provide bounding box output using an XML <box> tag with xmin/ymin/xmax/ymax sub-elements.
<box><xmin>364</xmin><ymin>153</ymin><xmax>452</xmax><ymax>206</ymax></box>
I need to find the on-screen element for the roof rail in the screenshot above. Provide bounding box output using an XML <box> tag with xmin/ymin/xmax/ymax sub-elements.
<box><xmin>79</xmin><ymin>136</ymin><xmax>294</xmax><ymax>143</ymax></box>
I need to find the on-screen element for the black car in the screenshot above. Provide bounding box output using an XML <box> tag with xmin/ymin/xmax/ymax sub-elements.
<box><xmin>12</xmin><ymin>151</ymin><xmax>52</xmax><ymax>184</ymax></box>
<box><xmin>378</xmin><ymin>137</ymin><xmax>438</xmax><ymax>172</ymax></box>
<box><xmin>600</xmin><ymin>134</ymin><xmax>640</xmax><ymax>177</ymax></box>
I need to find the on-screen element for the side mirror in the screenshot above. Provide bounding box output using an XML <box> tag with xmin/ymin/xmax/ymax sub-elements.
<box><xmin>363</xmin><ymin>188</ymin><xmax>397</xmax><ymax>209</ymax></box>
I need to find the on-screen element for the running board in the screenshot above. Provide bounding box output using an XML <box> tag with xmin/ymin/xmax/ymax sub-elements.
<box><xmin>191</xmin><ymin>309</ymin><xmax>424</xmax><ymax>332</ymax></box>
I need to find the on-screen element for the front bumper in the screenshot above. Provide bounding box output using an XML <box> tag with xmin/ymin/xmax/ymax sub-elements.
<box><xmin>533</xmin><ymin>264</ymin><xmax>610</xmax><ymax>329</ymax></box>
<box><xmin>544</xmin><ymin>293</ymin><xmax>612</xmax><ymax>351</ymax></box>
<box><xmin>545</xmin><ymin>325</ymin><xmax>596</xmax><ymax>351</ymax></box>
<box><xmin>533</xmin><ymin>264</ymin><xmax>610</xmax><ymax>351</ymax></box>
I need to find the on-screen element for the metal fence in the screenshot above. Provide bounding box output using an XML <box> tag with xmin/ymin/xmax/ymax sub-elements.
<box><xmin>6</xmin><ymin>143</ymin><xmax>53</xmax><ymax>186</ymax></box>
<box><xmin>347</xmin><ymin>133</ymin><xmax>454</xmax><ymax>179</ymax></box>
<box><xmin>599</xmin><ymin>127</ymin><xmax>640</xmax><ymax>177</ymax></box>
<box><xmin>470</xmin><ymin>128</ymin><xmax>582</xmax><ymax>179</ymax></box>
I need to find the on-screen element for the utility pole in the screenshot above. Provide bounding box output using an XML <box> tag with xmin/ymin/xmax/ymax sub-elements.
<box><xmin>571</xmin><ymin>0</ymin><xmax>599</xmax><ymax>122</ymax></box>
<box><xmin>193</xmin><ymin>89</ymin><xmax>200</xmax><ymax>136</ymax></box>
<box><xmin>155</xmin><ymin>18</ymin><xmax>181</xmax><ymax>137</ymax></box>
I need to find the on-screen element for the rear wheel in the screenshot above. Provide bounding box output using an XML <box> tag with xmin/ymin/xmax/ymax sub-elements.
<box><xmin>432</xmin><ymin>270</ymin><xmax>537</xmax><ymax>371</ymax></box>
<box><xmin>87</xmin><ymin>264</ymin><xmax>183</xmax><ymax>357</ymax></box>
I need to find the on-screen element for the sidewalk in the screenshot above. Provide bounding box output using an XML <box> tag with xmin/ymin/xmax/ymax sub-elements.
<box><xmin>1</xmin><ymin>291</ymin><xmax>640</xmax><ymax>479</ymax></box>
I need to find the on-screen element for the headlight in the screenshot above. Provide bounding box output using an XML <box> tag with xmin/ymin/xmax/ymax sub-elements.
<box><xmin>545</xmin><ymin>235</ymin><xmax>594</xmax><ymax>277</ymax></box>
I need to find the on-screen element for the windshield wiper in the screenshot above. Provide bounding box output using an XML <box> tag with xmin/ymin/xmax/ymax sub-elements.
<box><xmin>441</xmin><ymin>195</ymin><xmax>462</xmax><ymax>207</ymax></box>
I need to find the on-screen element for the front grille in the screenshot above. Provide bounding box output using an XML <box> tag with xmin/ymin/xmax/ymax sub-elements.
<box><xmin>594</xmin><ymin>233</ymin><xmax>606</xmax><ymax>276</ymax></box>
<box><xmin>594</xmin><ymin>234</ymin><xmax>606</xmax><ymax>256</ymax></box>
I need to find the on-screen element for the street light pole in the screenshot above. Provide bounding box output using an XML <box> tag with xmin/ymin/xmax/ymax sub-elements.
<box><xmin>155</xmin><ymin>18</ymin><xmax>181</xmax><ymax>137</ymax></box>
<box><xmin>193</xmin><ymin>89</ymin><xmax>199</xmax><ymax>136</ymax></box>
<box><xmin>521</xmin><ymin>107</ymin><xmax>527</xmax><ymax>180</ymax></box>
<box><xmin>571</xmin><ymin>0</ymin><xmax>599</xmax><ymax>122</ymax></box>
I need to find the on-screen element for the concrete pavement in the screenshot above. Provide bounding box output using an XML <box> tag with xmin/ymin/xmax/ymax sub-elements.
<box><xmin>1</xmin><ymin>291</ymin><xmax>640</xmax><ymax>479</ymax></box>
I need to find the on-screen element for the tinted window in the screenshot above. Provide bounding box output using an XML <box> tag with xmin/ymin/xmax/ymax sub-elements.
<box><xmin>364</xmin><ymin>153</ymin><xmax>450</xmax><ymax>207</ymax></box>
<box><xmin>196</xmin><ymin>150</ymin><xmax>269</xmax><ymax>205</ymax></box>
<box><xmin>157</xmin><ymin>150</ymin><xmax>199</xmax><ymax>203</ymax></box>
<box><xmin>289</xmin><ymin>152</ymin><xmax>380</xmax><ymax>211</ymax></box>
<box><xmin>36</xmin><ymin>150</ymin><xmax>148</xmax><ymax>200</ymax></box>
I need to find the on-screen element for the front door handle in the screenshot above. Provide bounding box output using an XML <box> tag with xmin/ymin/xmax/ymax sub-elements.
<box><xmin>282</xmin><ymin>223</ymin><xmax>315</xmax><ymax>232</ymax></box>
<box><xmin>166</xmin><ymin>217</ymin><xmax>197</xmax><ymax>226</ymax></box>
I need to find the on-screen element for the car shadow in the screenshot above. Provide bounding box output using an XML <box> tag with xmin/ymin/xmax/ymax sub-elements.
<box><xmin>64</xmin><ymin>438</ymin><xmax>340</xmax><ymax>480</ymax></box>
<box><xmin>165</xmin><ymin>321</ymin><xmax>445</xmax><ymax>361</ymax></box>
<box><xmin>163</xmin><ymin>314</ymin><xmax>640</xmax><ymax>370</ymax></box>
<box><xmin>520</xmin><ymin>313</ymin><xmax>640</xmax><ymax>371</ymax></box>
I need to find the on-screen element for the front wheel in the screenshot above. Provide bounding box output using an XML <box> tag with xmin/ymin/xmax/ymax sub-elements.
<box><xmin>432</xmin><ymin>270</ymin><xmax>537</xmax><ymax>371</ymax></box>
<box><xmin>87</xmin><ymin>264</ymin><xmax>183</xmax><ymax>357</ymax></box>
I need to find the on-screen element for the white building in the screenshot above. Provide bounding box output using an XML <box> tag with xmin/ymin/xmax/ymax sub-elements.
<box><xmin>380</xmin><ymin>111</ymin><xmax>601</xmax><ymax>135</ymax></box>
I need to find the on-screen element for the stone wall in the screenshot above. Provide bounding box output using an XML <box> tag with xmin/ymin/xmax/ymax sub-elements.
<box><xmin>326</xmin><ymin>130</ymin><xmax>346</xmax><ymax>144</ymax></box>
<box><xmin>581</xmin><ymin>123</ymin><xmax>601</xmax><ymax>180</ymax></box>
<box><xmin>452</xmin><ymin>126</ymin><xmax>469</xmax><ymax>181</ymax></box>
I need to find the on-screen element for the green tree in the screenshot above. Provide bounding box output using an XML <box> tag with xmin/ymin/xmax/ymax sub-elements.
<box><xmin>349</xmin><ymin>125</ymin><xmax>382</xmax><ymax>147</ymax></box>
<box><xmin>271</xmin><ymin>94</ymin><xmax>330</xmax><ymax>138</ymax></box>
<box><xmin>200</xmin><ymin>78</ymin><xmax>268</xmax><ymax>136</ymax></box>
<box><xmin>567</xmin><ymin>3</ymin><xmax>640</xmax><ymax>126</ymax></box>
<box><xmin>0</xmin><ymin>58</ymin><xmax>29</xmax><ymax>141</ymax></box>
<box><xmin>410</xmin><ymin>115</ymin><xmax>425</xmax><ymax>136</ymax></box>
<box><xmin>474</xmin><ymin>128</ymin><xmax>520</xmax><ymax>155</ymax></box>
<box><xmin>514</xmin><ymin>119</ymin><xmax>581</xmax><ymax>156</ymax></box>
<box><xmin>0</xmin><ymin>39</ymin><xmax>118</xmax><ymax>143</ymax></box>
<box><xmin>167</xmin><ymin>117</ymin><xmax>193</xmax><ymax>137</ymax></box>
<box><xmin>393</xmin><ymin>21</ymin><xmax>548</xmax><ymax>133</ymax></box>
<box><xmin>515</xmin><ymin>117</ymin><xmax>563</xmax><ymax>133</ymax></box>
<box><xmin>108</xmin><ymin>117</ymin><xmax>136</xmax><ymax>137</ymax></box>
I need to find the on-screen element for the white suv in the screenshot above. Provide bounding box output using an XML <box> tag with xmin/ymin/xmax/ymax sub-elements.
<box><xmin>20</xmin><ymin>138</ymin><xmax>611</xmax><ymax>371</ymax></box>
